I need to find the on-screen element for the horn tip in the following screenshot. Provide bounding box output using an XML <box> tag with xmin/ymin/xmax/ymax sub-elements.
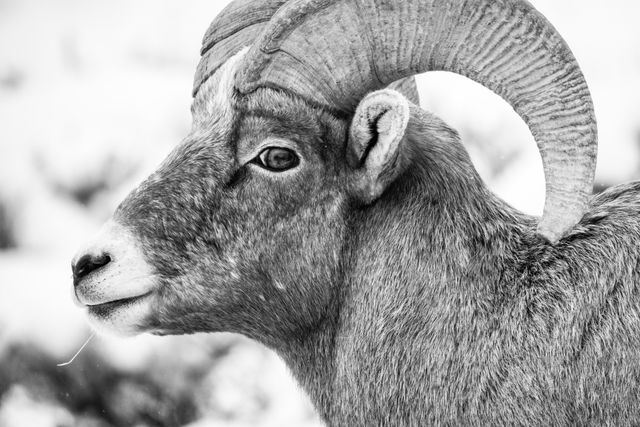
<box><xmin>536</xmin><ymin>204</ymin><xmax>587</xmax><ymax>245</ymax></box>
<box><xmin>537</xmin><ymin>223</ymin><xmax>564</xmax><ymax>245</ymax></box>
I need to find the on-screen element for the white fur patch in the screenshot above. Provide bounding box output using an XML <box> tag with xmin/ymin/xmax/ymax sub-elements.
<box><xmin>191</xmin><ymin>47</ymin><xmax>249</xmax><ymax>131</ymax></box>
<box><xmin>72</xmin><ymin>220</ymin><xmax>156</xmax><ymax>336</ymax></box>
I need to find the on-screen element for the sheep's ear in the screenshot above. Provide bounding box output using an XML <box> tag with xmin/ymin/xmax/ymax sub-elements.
<box><xmin>347</xmin><ymin>89</ymin><xmax>411</xmax><ymax>203</ymax></box>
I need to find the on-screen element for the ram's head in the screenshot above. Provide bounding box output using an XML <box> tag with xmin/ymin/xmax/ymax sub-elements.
<box><xmin>71</xmin><ymin>0</ymin><xmax>597</xmax><ymax>340</ymax></box>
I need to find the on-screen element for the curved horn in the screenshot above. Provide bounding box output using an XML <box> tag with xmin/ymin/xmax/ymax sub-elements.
<box><xmin>387</xmin><ymin>76</ymin><xmax>420</xmax><ymax>105</ymax></box>
<box><xmin>194</xmin><ymin>0</ymin><xmax>420</xmax><ymax>104</ymax></box>
<box><xmin>236</xmin><ymin>0</ymin><xmax>598</xmax><ymax>243</ymax></box>
<box><xmin>193</xmin><ymin>0</ymin><xmax>288</xmax><ymax>97</ymax></box>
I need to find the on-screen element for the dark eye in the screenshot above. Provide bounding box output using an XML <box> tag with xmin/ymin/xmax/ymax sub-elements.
<box><xmin>254</xmin><ymin>147</ymin><xmax>300</xmax><ymax>172</ymax></box>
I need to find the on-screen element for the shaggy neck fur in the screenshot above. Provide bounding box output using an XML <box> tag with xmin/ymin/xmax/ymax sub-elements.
<box><xmin>269</xmin><ymin>107</ymin><xmax>640</xmax><ymax>425</ymax></box>
<box><xmin>275</xmin><ymin>108</ymin><xmax>540</xmax><ymax>424</ymax></box>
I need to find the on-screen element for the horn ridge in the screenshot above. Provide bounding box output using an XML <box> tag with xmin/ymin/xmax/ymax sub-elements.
<box><xmin>193</xmin><ymin>0</ymin><xmax>290</xmax><ymax>97</ymax></box>
<box><xmin>194</xmin><ymin>0</ymin><xmax>421</xmax><ymax>104</ymax></box>
<box><xmin>201</xmin><ymin>0</ymin><xmax>288</xmax><ymax>55</ymax></box>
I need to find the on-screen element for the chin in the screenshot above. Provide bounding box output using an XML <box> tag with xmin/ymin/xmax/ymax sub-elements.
<box><xmin>84</xmin><ymin>293</ymin><xmax>156</xmax><ymax>337</ymax></box>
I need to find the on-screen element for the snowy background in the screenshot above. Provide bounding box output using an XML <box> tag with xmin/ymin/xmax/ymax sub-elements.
<box><xmin>0</xmin><ymin>0</ymin><xmax>638</xmax><ymax>426</ymax></box>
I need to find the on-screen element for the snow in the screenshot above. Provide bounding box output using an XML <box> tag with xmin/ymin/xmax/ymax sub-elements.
<box><xmin>0</xmin><ymin>385</ymin><xmax>74</xmax><ymax>427</ymax></box>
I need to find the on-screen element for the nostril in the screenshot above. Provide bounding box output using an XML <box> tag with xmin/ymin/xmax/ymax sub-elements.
<box><xmin>73</xmin><ymin>253</ymin><xmax>111</xmax><ymax>284</ymax></box>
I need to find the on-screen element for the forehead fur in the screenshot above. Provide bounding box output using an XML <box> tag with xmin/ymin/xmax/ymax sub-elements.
<box><xmin>239</xmin><ymin>87</ymin><xmax>348</xmax><ymax>149</ymax></box>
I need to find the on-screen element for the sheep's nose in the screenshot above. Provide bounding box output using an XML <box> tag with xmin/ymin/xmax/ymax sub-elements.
<box><xmin>72</xmin><ymin>252</ymin><xmax>111</xmax><ymax>285</ymax></box>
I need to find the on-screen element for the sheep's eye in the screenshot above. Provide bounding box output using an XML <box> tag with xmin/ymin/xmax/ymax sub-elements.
<box><xmin>254</xmin><ymin>147</ymin><xmax>300</xmax><ymax>172</ymax></box>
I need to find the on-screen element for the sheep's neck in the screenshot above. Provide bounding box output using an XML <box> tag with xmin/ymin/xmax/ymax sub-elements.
<box><xmin>283</xmin><ymin>150</ymin><xmax>534</xmax><ymax>423</ymax></box>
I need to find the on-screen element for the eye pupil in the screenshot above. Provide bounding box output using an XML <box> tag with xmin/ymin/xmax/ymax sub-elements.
<box><xmin>269</xmin><ymin>149</ymin><xmax>292</xmax><ymax>167</ymax></box>
<box><xmin>258</xmin><ymin>147</ymin><xmax>299</xmax><ymax>171</ymax></box>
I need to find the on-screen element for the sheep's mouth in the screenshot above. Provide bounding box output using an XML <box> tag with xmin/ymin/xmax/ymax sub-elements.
<box><xmin>86</xmin><ymin>292</ymin><xmax>151</xmax><ymax>315</ymax></box>
<box><xmin>83</xmin><ymin>292</ymin><xmax>155</xmax><ymax>336</ymax></box>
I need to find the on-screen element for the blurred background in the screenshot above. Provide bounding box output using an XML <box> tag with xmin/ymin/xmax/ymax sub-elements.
<box><xmin>0</xmin><ymin>0</ymin><xmax>638</xmax><ymax>425</ymax></box>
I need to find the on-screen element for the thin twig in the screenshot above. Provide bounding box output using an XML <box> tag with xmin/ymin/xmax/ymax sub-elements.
<box><xmin>57</xmin><ymin>332</ymin><xmax>95</xmax><ymax>367</ymax></box>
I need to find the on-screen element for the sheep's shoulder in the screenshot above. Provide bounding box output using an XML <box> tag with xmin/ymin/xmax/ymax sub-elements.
<box><xmin>567</xmin><ymin>181</ymin><xmax>640</xmax><ymax>244</ymax></box>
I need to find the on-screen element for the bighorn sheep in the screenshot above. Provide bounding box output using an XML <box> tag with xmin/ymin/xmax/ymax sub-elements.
<box><xmin>70</xmin><ymin>0</ymin><xmax>640</xmax><ymax>424</ymax></box>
